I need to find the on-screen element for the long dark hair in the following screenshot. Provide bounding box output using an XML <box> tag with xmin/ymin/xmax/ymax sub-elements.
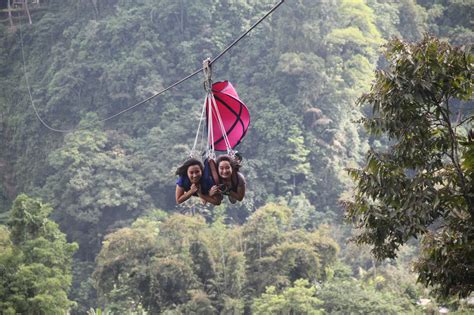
<box><xmin>175</xmin><ymin>158</ymin><xmax>204</xmax><ymax>177</ymax></box>
<box><xmin>216</xmin><ymin>155</ymin><xmax>240</xmax><ymax>173</ymax></box>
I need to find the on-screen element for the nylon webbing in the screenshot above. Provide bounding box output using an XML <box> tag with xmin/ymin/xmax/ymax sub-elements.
<box><xmin>210</xmin><ymin>93</ymin><xmax>233</xmax><ymax>155</ymax></box>
<box><xmin>190</xmin><ymin>95</ymin><xmax>208</xmax><ymax>157</ymax></box>
<box><xmin>207</xmin><ymin>93</ymin><xmax>216</xmax><ymax>160</ymax></box>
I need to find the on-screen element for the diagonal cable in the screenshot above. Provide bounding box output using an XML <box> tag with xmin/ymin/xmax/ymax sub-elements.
<box><xmin>18</xmin><ymin>0</ymin><xmax>285</xmax><ymax>133</ymax></box>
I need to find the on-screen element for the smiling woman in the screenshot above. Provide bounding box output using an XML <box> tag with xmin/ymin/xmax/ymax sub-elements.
<box><xmin>175</xmin><ymin>158</ymin><xmax>222</xmax><ymax>205</ymax></box>
<box><xmin>214</xmin><ymin>155</ymin><xmax>246</xmax><ymax>204</ymax></box>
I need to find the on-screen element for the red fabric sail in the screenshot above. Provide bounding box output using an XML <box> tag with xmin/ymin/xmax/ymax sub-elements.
<box><xmin>207</xmin><ymin>81</ymin><xmax>250</xmax><ymax>151</ymax></box>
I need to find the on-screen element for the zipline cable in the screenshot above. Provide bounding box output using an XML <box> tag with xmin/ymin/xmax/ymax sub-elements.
<box><xmin>18</xmin><ymin>0</ymin><xmax>285</xmax><ymax>133</ymax></box>
<box><xmin>18</xmin><ymin>14</ymin><xmax>203</xmax><ymax>133</ymax></box>
<box><xmin>18</xmin><ymin>13</ymin><xmax>72</xmax><ymax>133</ymax></box>
<box><xmin>211</xmin><ymin>0</ymin><xmax>285</xmax><ymax>64</ymax></box>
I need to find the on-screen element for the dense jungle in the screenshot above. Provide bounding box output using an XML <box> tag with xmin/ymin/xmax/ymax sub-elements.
<box><xmin>0</xmin><ymin>0</ymin><xmax>473</xmax><ymax>314</ymax></box>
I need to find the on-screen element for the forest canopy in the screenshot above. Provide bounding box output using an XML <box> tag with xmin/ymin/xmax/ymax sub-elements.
<box><xmin>0</xmin><ymin>0</ymin><xmax>473</xmax><ymax>313</ymax></box>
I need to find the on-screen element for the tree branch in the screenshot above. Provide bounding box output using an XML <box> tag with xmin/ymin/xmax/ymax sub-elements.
<box><xmin>438</xmin><ymin>96</ymin><xmax>474</xmax><ymax>216</ymax></box>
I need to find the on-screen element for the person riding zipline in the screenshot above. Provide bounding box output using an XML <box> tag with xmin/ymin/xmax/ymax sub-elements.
<box><xmin>175</xmin><ymin>158</ymin><xmax>222</xmax><ymax>205</ymax></box>
<box><xmin>176</xmin><ymin>60</ymin><xmax>250</xmax><ymax>206</ymax></box>
<box><xmin>209</xmin><ymin>154</ymin><xmax>246</xmax><ymax>204</ymax></box>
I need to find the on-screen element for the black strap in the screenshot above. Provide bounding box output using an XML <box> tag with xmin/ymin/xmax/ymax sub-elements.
<box><xmin>211</xmin><ymin>94</ymin><xmax>245</xmax><ymax>147</ymax></box>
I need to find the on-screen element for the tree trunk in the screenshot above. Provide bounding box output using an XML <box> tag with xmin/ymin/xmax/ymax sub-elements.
<box><xmin>8</xmin><ymin>0</ymin><xmax>14</xmax><ymax>27</ymax></box>
<box><xmin>24</xmin><ymin>0</ymin><xmax>32</xmax><ymax>24</ymax></box>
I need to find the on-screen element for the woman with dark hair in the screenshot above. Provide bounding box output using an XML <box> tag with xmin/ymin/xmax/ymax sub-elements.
<box><xmin>175</xmin><ymin>158</ymin><xmax>222</xmax><ymax>205</ymax></box>
<box><xmin>213</xmin><ymin>155</ymin><xmax>246</xmax><ymax>204</ymax></box>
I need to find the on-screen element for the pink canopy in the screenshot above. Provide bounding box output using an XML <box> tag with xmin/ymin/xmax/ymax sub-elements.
<box><xmin>207</xmin><ymin>81</ymin><xmax>250</xmax><ymax>151</ymax></box>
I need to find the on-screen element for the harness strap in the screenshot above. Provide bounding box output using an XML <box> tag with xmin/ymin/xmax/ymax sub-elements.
<box><xmin>190</xmin><ymin>95</ymin><xmax>208</xmax><ymax>158</ymax></box>
<box><xmin>210</xmin><ymin>93</ymin><xmax>233</xmax><ymax>155</ymax></box>
<box><xmin>207</xmin><ymin>93</ymin><xmax>216</xmax><ymax>160</ymax></box>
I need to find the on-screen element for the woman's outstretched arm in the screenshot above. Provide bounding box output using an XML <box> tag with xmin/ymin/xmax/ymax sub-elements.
<box><xmin>228</xmin><ymin>173</ymin><xmax>246</xmax><ymax>202</ymax></box>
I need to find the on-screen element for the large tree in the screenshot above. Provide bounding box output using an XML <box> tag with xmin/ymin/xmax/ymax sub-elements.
<box><xmin>346</xmin><ymin>36</ymin><xmax>473</xmax><ymax>298</ymax></box>
<box><xmin>0</xmin><ymin>194</ymin><xmax>78</xmax><ymax>314</ymax></box>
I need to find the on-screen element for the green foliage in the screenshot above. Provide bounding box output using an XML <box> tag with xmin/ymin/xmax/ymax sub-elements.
<box><xmin>252</xmin><ymin>279</ymin><xmax>323</xmax><ymax>315</ymax></box>
<box><xmin>94</xmin><ymin>218</ymin><xmax>160</xmax><ymax>312</ymax></box>
<box><xmin>415</xmin><ymin>217</ymin><xmax>474</xmax><ymax>298</ymax></box>
<box><xmin>317</xmin><ymin>278</ymin><xmax>410</xmax><ymax>314</ymax></box>
<box><xmin>346</xmin><ymin>36</ymin><xmax>473</xmax><ymax>298</ymax></box>
<box><xmin>94</xmin><ymin>214</ymin><xmax>206</xmax><ymax>313</ymax></box>
<box><xmin>397</xmin><ymin>0</ymin><xmax>428</xmax><ymax>41</ymax></box>
<box><xmin>8</xmin><ymin>193</ymin><xmax>52</xmax><ymax>245</ymax></box>
<box><xmin>94</xmin><ymin>203</ymin><xmax>339</xmax><ymax>313</ymax></box>
<box><xmin>0</xmin><ymin>194</ymin><xmax>78</xmax><ymax>314</ymax></box>
<box><xmin>419</xmin><ymin>0</ymin><xmax>474</xmax><ymax>44</ymax></box>
<box><xmin>176</xmin><ymin>290</ymin><xmax>218</xmax><ymax>315</ymax></box>
<box><xmin>42</xmin><ymin>116</ymin><xmax>152</xmax><ymax>259</ymax></box>
<box><xmin>334</xmin><ymin>236</ymin><xmax>426</xmax><ymax>313</ymax></box>
<box><xmin>2</xmin><ymin>0</ymin><xmax>473</xmax><ymax>312</ymax></box>
<box><xmin>1</xmin><ymin>0</ymin><xmax>414</xmax><ymax>243</ymax></box>
<box><xmin>150</xmin><ymin>257</ymin><xmax>198</xmax><ymax>310</ymax></box>
<box><xmin>242</xmin><ymin>203</ymin><xmax>292</xmax><ymax>261</ymax></box>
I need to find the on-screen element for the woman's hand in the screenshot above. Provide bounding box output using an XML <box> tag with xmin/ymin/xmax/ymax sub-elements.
<box><xmin>209</xmin><ymin>185</ymin><xmax>220</xmax><ymax>196</ymax></box>
<box><xmin>190</xmin><ymin>183</ymin><xmax>199</xmax><ymax>194</ymax></box>
<box><xmin>219</xmin><ymin>184</ymin><xmax>230</xmax><ymax>195</ymax></box>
